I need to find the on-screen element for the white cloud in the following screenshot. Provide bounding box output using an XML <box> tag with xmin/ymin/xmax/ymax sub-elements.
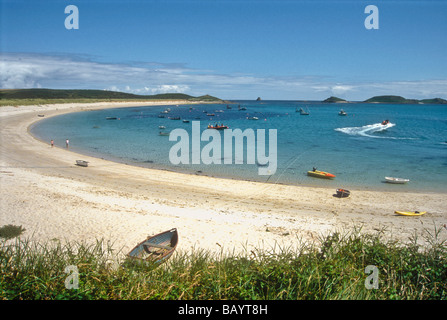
<box><xmin>1</xmin><ymin>52</ymin><xmax>446</xmax><ymax>100</ymax></box>
<box><xmin>331</xmin><ymin>85</ymin><xmax>354</xmax><ymax>95</ymax></box>
<box><xmin>106</xmin><ymin>85</ymin><xmax>191</xmax><ymax>95</ymax></box>
<box><xmin>0</xmin><ymin>53</ymin><xmax>171</xmax><ymax>90</ymax></box>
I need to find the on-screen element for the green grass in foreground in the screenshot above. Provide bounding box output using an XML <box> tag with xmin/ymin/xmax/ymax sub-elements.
<box><xmin>1</xmin><ymin>227</ymin><xmax>446</xmax><ymax>300</ymax></box>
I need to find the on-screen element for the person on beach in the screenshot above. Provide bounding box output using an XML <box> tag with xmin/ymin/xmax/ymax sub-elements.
<box><xmin>51</xmin><ymin>140</ymin><xmax>54</xmax><ymax>147</ymax></box>
<box><xmin>66</xmin><ymin>139</ymin><xmax>69</xmax><ymax>149</ymax></box>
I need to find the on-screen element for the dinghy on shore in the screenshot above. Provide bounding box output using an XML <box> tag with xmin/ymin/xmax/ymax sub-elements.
<box><xmin>335</xmin><ymin>188</ymin><xmax>350</xmax><ymax>198</ymax></box>
<box><xmin>127</xmin><ymin>228</ymin><xmax>178</xmax><ymax>264</ymax></box>
<box><xmin>385</xmin><ymin>177</ymin><xmax>409</xmax><ymax>184</ymax></box>
<box><xmin>75</xmin><ymin>160</ymin><xmax>89</xmax><ymax>167</ymax></box>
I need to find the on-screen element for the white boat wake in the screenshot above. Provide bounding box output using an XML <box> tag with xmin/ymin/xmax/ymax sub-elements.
<box><xmin>334</xmin><ymin>122</ymin><xmax>397</xmax><ymax>139</ymax></box>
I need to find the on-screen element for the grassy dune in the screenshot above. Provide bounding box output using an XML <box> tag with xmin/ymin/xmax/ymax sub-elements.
<box><xmin>1</xmin><ymin>227</ymin><xmax>446</xmax><ymax>300</ymax></box>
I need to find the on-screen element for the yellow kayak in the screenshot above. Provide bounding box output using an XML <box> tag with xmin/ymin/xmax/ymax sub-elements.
<box><xmin>307</xmin><ymin>170</ymin><xmax>335</xmax><ymax>179</ymax></box>
<box><xmin>394</xmin><ymin>211</ymin><xmax>427</xmax><ymax>216</ymax></box>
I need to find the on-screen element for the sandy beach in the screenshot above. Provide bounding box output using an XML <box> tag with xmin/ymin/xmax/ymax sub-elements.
<box><xmin>1</xmin><ymin>101</ymin><xmax>446</xmax><ymax>258</ymax></box>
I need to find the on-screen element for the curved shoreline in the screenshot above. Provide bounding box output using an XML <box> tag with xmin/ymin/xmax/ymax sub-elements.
<box><xmin>1</xmin><ymin>101</ymin><xmax>446</xmax><ymax>255</ymax></box>
<box><xmin>29</xmin><ymin>103</ymin><xmax>446</xmax><ymax>194</ymax></box>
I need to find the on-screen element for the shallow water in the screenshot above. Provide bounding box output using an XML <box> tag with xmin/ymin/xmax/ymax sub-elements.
<box><xmin>30</xmin><ymin>101</ymin><xmax>447</xmax><ymax>192</ymax></box>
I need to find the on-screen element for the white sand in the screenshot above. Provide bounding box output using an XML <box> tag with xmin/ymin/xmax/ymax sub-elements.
<box><xmin>1</xmin><ymin>101</ymin><xmax>446</xmax><ymax>259</ymax></box>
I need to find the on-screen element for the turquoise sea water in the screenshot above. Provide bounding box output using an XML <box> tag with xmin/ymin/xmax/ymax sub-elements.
<box><xmin>30</xmin><ymin>101</ymin><xmax>447</xmax><ymax>192</ymax></box>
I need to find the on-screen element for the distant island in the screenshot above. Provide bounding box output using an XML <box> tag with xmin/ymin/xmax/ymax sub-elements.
<box><xmin>0</xmin><ymin>89</ymin><xmax>223</xmax><ymax>106</ymax></box>
<box><xmin>323</xmin><ymin>96</ymin><xmax>348</xmax><ymax>103</ymax></box>
<box><xmin>323</xmin><ymin>95</ymin><xmax>447</xmax><ymax>104</ymax></box>
<box><xmin>2</xmin><ymin>89</ymin><xmax>446</xmax><ymax>106</ymax></box>
<box><xmin>364</xmin><ymin>95</ymin><xmax>447</xmax><ymax>104</ymax></box>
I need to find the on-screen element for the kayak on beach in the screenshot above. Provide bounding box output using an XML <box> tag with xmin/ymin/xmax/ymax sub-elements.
<box><xmin>394</xmin><ymin>211</ymin><xmax>426</xmax><ymax>216</ymax></box>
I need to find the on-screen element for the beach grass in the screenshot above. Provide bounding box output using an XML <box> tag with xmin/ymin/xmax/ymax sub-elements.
<box><xmin>1</xmin><ymin>227</ymin><xmax>446</xmax><ymax>300</ymax></box>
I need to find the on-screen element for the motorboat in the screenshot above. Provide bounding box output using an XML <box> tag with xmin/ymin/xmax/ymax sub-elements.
<box><xmin>207</xmin><ymin>124</ymin><xmax>229</xmax><ymax>130</ymax></box>
<box><xmin>307</xmin><ymin>169</ymin><xmax>335</xmax><ymax>179</ymax></box>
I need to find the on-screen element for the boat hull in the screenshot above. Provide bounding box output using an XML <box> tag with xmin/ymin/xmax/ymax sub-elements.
<box><xmin>394</xmin><ymin>211</ymin><xmax>426</xmax><ymax>216</ymax></box>
<box><xmin>335</xmin><ymin>188</ymin><xmax>350</xmax><ymax>198</ymax></box>
<box><xmin>127</xmin><ymin>228</ymin><xmax>178</xmax><ymax>264</ymax></box>
<box><xmin>76</xmin><ymin>160</ymin><xmax>89</xmax><ymax>167</ymax></box>
<box><xmin>385</xmin><ymin>177</ymin><xmax>409</xmax><ymax>184</ymax></box>
<box><xmin>208</xmin><ymin>126</ymin><xmax>228</xmax><ymax>130</ymax></box>
<box><xmin>307</xmin><ymin>170</ymin><xmax>335</xmax><ymax>179</ymax></box>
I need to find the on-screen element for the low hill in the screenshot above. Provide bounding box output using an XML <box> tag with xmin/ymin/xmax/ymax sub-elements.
<box><xmin>0</xmin><ymin>89</ymin><xmax>223</xmax><ymax>105</ymax></box>
<box><xmin>364</xmin><ymin>95</ymin><xmax>447</xmax><ymax>104</ymax></box>
<box><xmin>364</xmin><ymin>95</ymin><xmax>419</xmax><ymax>104</ymax></box>
<box><xmin>323</xmin><ymin>96</ymin><xmax>347</xmax><ymax>103</ymax></box>
<box><xmin>419</xmin><ymin>98</ymin><xmax>447</xmax><ymax>104</ymax></box>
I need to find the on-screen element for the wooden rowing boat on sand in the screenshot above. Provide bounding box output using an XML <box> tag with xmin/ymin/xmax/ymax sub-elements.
<box><xmin>127</xmin><ymin>228</ymin><xmax>178</xmax><ymax>264</ymax></box>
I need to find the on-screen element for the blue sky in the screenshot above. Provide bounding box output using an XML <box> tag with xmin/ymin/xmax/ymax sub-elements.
<box><xmin>1</xmin><ymin>0</ymin><xmax>446</xmax><ymax>100</ymax></box>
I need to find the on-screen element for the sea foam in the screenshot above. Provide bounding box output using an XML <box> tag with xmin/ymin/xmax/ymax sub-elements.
<box><xmin>334</xmin><ymin>122</ymin><xmax>396</xmax><ymax>139</ymax></box>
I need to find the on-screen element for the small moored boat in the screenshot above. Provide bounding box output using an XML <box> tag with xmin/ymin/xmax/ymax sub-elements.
<box><xmin>298</xmin><ymin>107</ymin><xmax>309</xmax><ymax>115</ymax></box>
<box><xmin>385</xmin><ymin>177</ymin><xmax>409</xmax><ymax>184</ymax></box>
<box><xmin>207</xmin><ymin>124</ymin><xmax>229</xmax><ymax>130</ymax></box>
<box><xmin>338</xmin><ymin>109</ymin><xmax>347</xmax><ymax>116</ymax></box>
<box><xmin>76</xmin><ymin>160</ymin><xmax>89</xmax><ymax>167</ymax></box>
<box><xmin>127</xmin><ymin>228</ymin><xmax>178</xmax><ymax>264</ymax></box>
<box><xmin>307</xmin><ymin>169</ymin><xmax>335</xmax><ymax>179</ymax></box>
